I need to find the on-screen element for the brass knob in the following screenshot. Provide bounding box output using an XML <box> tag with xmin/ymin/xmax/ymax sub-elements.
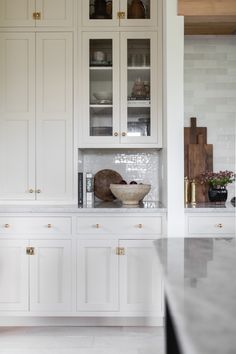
<box><xmin>216</xmin><ymin>223</ymin><xmax>223</xmax><ymax>228</ymax></box>
<box><xmin>47</xmin><ymin>224</ymin><xmax>52</xmax><ymax>228</ymax></box>
<box><xmin>4</xmin><ymin>224</ymin><xmax>10</xmax><ymax>228</ymax></box>
<box><xmin>26</xmin><ymin>247</ymin><xmax>35</xmax><ymax>256</ymax></box>
<box><xmin>138</xmin><ymin>224</ymin><xmax>143</xmax><ymax>229</ymax></box>
<box><xmin>116</xmin><ymin>247</ymin><xmax>125</xmax><ymax>256</ymax></box>
<box><xmin>117</xmin><ymin>11</ymin><xmax>125</xmax><ymax>19</ymax></box>
<box><xmin>33</xmin><ymin>12</ymin><xmax>41</xmax><ymax>20</ymax></box>
<box><xmin>122</xmin><ymin>132</ymin><xmax>127</xmax><ymax>137</ymax></box>
<box><xmin>36</xmin><ymin>189</ymin><xmax>41</xmax><ymax>194</ymax></box>
<box><xmin>96</xmin><ymin>224</ymin><xmax>100</xmax><ymax>229</ymax></box>
<box><xmin>29</xmin><ymin>189</ymin><xmax>34</xmax><ymax>193</ymax></box>
<box><xmin>114</xmin><ymin>132</ymin><xmax>118</xmax><ymax>137</ymax></box>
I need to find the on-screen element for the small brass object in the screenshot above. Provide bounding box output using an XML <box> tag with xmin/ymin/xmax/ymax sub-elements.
<box><xmin>29</xmin><ymin>189</ymin><xmax>34</xmax><ymax>193</ymax></box>
<box><xmin>117</xmin><ymin>11</ymin><xmax>125</xmax><ymax>19</ymax></box>
<box><xmin>4</xmin><ymin>224</ymin><xmax>10</xmax><ymax>228</ymax></box>
<box><xmin>184</xmin><ymin>177</ymin><xmax>190</xmax><ymax>204</ymax></box>
<box><xmin>216</xmin><ymin>224</ymin><xmax>223</xmax><ymax>228</ymax></box>
<box><xmin>114</xmin><ymin>132</ymin><xmax>118</xmax><ymax>137</ymax></box>
<box><xmin>33</xmin><ymin>12</ymin><xmax>41</xmax><ymax>20</ymax></box>
<box><xmin>116</xmin><ymin>247</ymin><xmax>125</xmax><ymax>256</ymax></box>
<box><xmin>138</xmin><ymin>224</ymin><xmax>143</xmax><ymax>229</ymax></box>
<box><xmin>122</xmin><ymin>132</ymin><xmax>127</xmax><ymax>137</ymax></box>
<box><xmin>190</xmin><ymin>179</ymin><xmax>196</xmax><ymax>205</ymax></box>
<box><xmin>36</xmin><ymin>189</ymin><xmax>41</xmax><ymax>194</ymax></box>
<box><xmin>47</xmin><ymin>224</ymin><xmax>52</xmax><ymax>228</ymax></box>
<box><xmin>26</xmin><ymin>247</ymin><xmax>35</xmax><ymax>255</ymax></box>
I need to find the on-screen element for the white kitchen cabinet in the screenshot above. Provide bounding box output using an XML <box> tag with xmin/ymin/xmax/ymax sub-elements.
<box><xmin>82</xmin><ymin>0</ymin><xmax>158</xmax><ymax>27</ymax></box>
<box><xmin>77</xmin><ymin>240</ymin><xmax>119</xmax><ymax>311</ymax></box>
<box><xmin>0</xmin><ymin>0</ymin><xmax>74</xmax><ymax>27</ymax></box>
<box><xmin>30</xmin><ymin>240</ymin><xmax>72</xmax><ymax>312</ymax></box>
<box><xmin>119</xmin><ymin>240</ymin><xmax>162</xmax><ymax>315</ymax></box>
<box><xmin>0</xmin><ymin>32</ymin><xmax>73</xmax><ymax>202</ymax></box>
<box><xmin>0</xmin><ymin>240</ymin><xmax>29</xmax><ymax>311</ymax></box>
<box><xmin>81</xmin><ymin>31</ymin><xmax>161</xmax><ymax>148</ymax></box>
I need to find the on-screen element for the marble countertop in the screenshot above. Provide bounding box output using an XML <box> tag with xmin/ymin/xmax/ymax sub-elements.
<box><xmin>155</xmin><ymin>237</ymin><xmax>236</xmax><ymax>354</ymax></box>
<box><xmin>0</xmin><ymin>201</ymin><xmax>166</xmax><ymax>213</ymax></box>
<box><xmin>185</xmin><ymin>202</ymin><xmax>235</xmax><ymax>213</ymax></box>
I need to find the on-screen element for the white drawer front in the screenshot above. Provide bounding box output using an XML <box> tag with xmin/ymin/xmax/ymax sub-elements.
<box><xmin>0</xmin><ymin>217</ymin><xmax>72</xmax><ymax>234</ymax></box>
<box><xmin>188</xmin><ymin>216</ymin><xmax>236</xmax><ymax>235</ymax></box>
<box><xmin>77</xmin><ymin>216</ymin><xmax>162</xmax><ymax>235</ymax></box>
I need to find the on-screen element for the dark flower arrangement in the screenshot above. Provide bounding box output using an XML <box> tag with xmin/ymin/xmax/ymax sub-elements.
<box><xmin>198</xmin><ymin>170</ymin><xmax>235</xmax><ymax>188</ymax></box>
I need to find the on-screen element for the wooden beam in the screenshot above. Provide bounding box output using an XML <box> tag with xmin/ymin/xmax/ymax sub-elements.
<box><xmin>184</xmin><ymin>15</ymin><xmax>236</xmax><ymax>35</ymax></box>
<box><xmin>179</xmin><ymin>0</ymin><xmax>236</xmax><ymax>16</ymax></box>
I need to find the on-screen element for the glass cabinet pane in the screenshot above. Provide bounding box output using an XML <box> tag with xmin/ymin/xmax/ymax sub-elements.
<box><xmin>127</xmin><ymin>0</ymin><xmax>150</xmax><ymax>20</ymax></box>
<box><xmin>127</xmin><ymin>38</ymin><xmax>151</xmax><ymax>137</ymax></box>
<box><xmin>89</xmin><ymin>0</ymin><xmax>113</xmax><ymax>20</ymax></box>
<box><xmin>89</xmin><ymin>39</ymin><xmax>113</xmax><ymax>137</ymax></box>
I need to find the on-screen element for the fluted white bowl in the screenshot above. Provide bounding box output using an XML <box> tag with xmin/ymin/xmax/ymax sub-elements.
<box><xmin>110</xmin><ymin>184</ymin><xmax>151</xmax><ymax>205</ymax></box>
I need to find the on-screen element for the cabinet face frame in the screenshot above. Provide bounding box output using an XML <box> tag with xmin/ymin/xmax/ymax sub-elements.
<box><xmin>81</xmin><ymin>0</ymin><xmax>157</xmax><ymax>28</ymax></box>
<box><xmin>81</xmin><ymin>31</ymin><xmax>120</xmax><ymax>146</ymax></box>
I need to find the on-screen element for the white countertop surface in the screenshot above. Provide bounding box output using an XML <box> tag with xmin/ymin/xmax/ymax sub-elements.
<box><xmin>0</xmin><ymin>201</ymin><xmax>166</xmax><ymax>213</ymax></box>
<box><xmin>185</xmin><ymin>202</ymin><xmax>235</xmax><ymax>213</ymax></box>
<box><xmin>155</xmin><ymin>237</ymin><xmax>236</xmax><ymax>354</ymax></box>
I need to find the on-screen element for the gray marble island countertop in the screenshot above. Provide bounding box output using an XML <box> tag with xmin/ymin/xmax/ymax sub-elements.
<box><xmin>155</xmin><ymin>237</ymin><xmax>236</xmax><ymax>354</ymax></box>
<box><xmin>0</xmin><ymin>201</ymin><xmax>166</xmax><ymax>213</ymax></box>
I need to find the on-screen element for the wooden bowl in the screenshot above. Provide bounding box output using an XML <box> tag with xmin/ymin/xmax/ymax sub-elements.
<box><xmin>94</xmin><ymin>169</ymin><xmax>123</xmax><ymax>201</ymax></box>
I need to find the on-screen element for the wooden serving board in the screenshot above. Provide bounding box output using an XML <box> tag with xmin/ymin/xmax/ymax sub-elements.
<box><xmin>187</xmin><ymin>135</ymin><xmax>213</xmax><ymax>202</ymax></box>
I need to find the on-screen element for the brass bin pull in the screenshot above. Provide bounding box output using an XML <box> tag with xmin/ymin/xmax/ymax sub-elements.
<box><xmin>216</xmin><ymin>223</ymin><xmax>223</xmax><ymax>228</ymax></box>
<box><xmin>26</xmin><ymin>247</ymin><xmax>35</xmax><ymax>256</ymax></box>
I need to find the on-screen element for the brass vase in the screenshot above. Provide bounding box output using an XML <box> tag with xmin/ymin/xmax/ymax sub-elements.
<box><xmin>128</xmin><ymin>0</ymin><xmax>146</xmax><ymax>19</ymax></box>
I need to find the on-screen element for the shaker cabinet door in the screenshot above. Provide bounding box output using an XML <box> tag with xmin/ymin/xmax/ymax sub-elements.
<box><xmin>36</xmin><ymin>32</ymin><xmax>73</xmax><ymax>201</ymax></box>
<box><xmin>119</xmin><ymin>240</ymin><xmax>163</xmax><ymax>315</ymax></box>
<box><xmin>0</xmin><ymin>33</ymin><xmax>36</xmax><ymax>200</ymax></box>
<box><xmin>0</xmin><ymin>0</ymin><xmax>35</xmax><ymax>27</ymax></box>
<box><xmin>77</xmin><ymin>240</ymin><xmax>119</xmax><ymax>312</ymax></box>
<box><xmin>30</xmin><ymin>240</ymin><xmax>72</xmax><ymax>312</ymax></box>
<box><xmin>36</xmin><ymin>0</ymin><xmax>74</xmax><ymax>27</ymax></box>
<box><xmin>0</xmin><ymin>240</ymin><xmax>29</xmax><ymax>311</ymax></box>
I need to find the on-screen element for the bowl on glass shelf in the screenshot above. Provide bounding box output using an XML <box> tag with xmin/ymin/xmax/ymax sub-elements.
<box><xmin>110</xmin><ymin>183</ymin><xmax>151</xmax><ymax>205</ymax></box>
<box><xmin>93</xmin><ymin>91</ymin><xmax>112</xmax><ymax>103</ymax></box>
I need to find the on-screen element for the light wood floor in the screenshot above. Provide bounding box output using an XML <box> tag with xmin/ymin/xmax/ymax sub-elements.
<box><xmin>0</xmin><ymin>326</ymin><xmax>164</xmax><ymax>354</ymax></box>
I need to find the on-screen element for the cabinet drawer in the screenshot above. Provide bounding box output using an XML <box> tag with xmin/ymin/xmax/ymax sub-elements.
<box><xmin>0</xmin><ymin>217</ymin><xmax>72</xmax><ymax>235</ymax></box>
<box><xmin>188</xmin><ymin>216</ymin><xmax>235</xmax><ymax>235</ymax></box>
<box><xmin>77</xmin><ymin>216</ymin><xmax>162</xmax><ymax>235</ymax></box>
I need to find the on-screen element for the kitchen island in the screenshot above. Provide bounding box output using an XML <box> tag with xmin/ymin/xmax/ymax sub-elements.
<box><xmin>155</xmin><ymin>237</ymin><xmax>236</xmax><ymax>354</ymax></box>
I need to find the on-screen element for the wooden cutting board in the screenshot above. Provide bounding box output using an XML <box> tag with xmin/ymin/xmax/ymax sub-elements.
<box><xmin>187</xmin><ymin>134</ymin><xmax>213</xmax><ymax>202</ymax></box>
<box><xmin>184</xmin><ymin>117</ymin><xmax>207</xmax><ymax>177</ymax></box>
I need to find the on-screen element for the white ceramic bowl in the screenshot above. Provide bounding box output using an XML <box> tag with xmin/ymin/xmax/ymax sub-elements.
<box><xmin>110</xmin><ymin>184</ymin><xmax>151</xmax><ymax>205</ymax></box>
<box><xmin>93</xmin><ymin>91</ymin><xmax>112</xmax><ymax>101</ymax></box>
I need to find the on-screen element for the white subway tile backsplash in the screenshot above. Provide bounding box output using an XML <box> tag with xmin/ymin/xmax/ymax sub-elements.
<box><xmin>185</xmin><ymin>36</ymin><xmax>236</xmax><ymax>201</ymax></box>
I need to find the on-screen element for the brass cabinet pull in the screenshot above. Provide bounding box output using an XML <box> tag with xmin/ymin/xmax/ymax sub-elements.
<box><xmin>33</xmin><ymin>12</ymin><xmax>41</xmax><ymax>20</ymax></box>
<box><xmin>36</xmin><ymin>189</ymin><xmax>41</xmax><ymax>194</ymax></box>
<box><xmin>216</xmin><ymin>223</ymin><xmax>223</xmax><ymax>228</ymax></box>
<box><xmin>114</xmin><ymin>132</ymin><xmax>119</xmax><ymax>137</ymax></box>
<box><xmin>117</xmin><ymin>11</ymin><xmax>125</xmax><ymax>19</ymax></box>
<box><xmin>47</xmin><ymin>224</ymin><xmax>52</xmax><ymax>228</ymax></box>
<box><xmin>116</xmin><ymin>247</ymin><xmax>125</xmax><ymax>256</ymax></box>
<box><xmin>138</xmin><ymin>223</ymin><xmax>143</xmax><ymax>229</ymax></box>
<box><xmin>29</xmin><ymin>189</ymin><xmax>34</xmax><ymax>193</ymax></box>
<box><xmin>95</xmin><ymin>224</ymin><xmax>100</xmax><ymax>229</ymax></box>
<box><xmin>4</xmin><ymin>224</ymin><xmax>10</xmax><ymax>228</ymax></box>
<box><xmin>26</xmin><ymin>247</ymin><xmax>35</xmax><ymax>256</ymax></box>
<box><xmin>122</xmin><ymin>132</ymin><xmax>127</xmax><ymax>137</ymax></box>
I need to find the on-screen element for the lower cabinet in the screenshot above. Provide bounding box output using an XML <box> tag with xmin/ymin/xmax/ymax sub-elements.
<box><xmin>77</xmin><ymin>239</ymin><xmax>162</xmax><ymax>316</ymax></box>
<box><xmin>0</xmin><ymin>239</ymin><xmax>72</xmax><ymax>313</ymax></box>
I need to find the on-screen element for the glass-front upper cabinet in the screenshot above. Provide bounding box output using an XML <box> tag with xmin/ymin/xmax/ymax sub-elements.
<box><xmin>82</xmin><ymin>0</ymin><xmax>157</xmax><ymax>27</ymax></box>
<box><xmin>120</xmin><ymin>32</ymin><xmax>160</xmax><ymax>145</ymax></box>
<box><xmin>82</xmin><ymin>32</ymin><xmax>120</xmax><ymax>145</ymax></box>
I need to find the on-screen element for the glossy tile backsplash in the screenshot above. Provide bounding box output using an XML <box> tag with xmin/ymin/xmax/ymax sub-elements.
<box><xmin>78</xmin><ymin>149</ymin><xmax>159</xmax><ymax>201</ymax></box>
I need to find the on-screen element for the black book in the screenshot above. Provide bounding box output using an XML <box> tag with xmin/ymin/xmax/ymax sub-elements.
<box><xmin>78</xmin><ymin>172</ymin><xmax>83</xmax><ymax>205</ymax></box>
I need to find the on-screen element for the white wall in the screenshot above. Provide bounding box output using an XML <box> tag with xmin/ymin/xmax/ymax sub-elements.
<box><xmin>185</xmin><ymin>36</ymin><xmax>236</xmax><ymax>201</ymax></box>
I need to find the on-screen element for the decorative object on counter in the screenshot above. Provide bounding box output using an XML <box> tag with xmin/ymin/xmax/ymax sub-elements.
<box><xmin>184</xmin><ymin>176</ymin><xmax>190</xmax><ymax>204</ymax></box>
<box><xmin>110</xmin><ymin>183</ymin><xmax>151</xmax><ymax>205</ymax></box>
<box><xmin>184</xmin><ymin>117</ymin><xmax>213</xmax><ymax>203</ymax></box>
<box><xmin>128</xmin><ymin>0</ymin><xmax>146</xmax><ymax>19</ymax></box>
<box><xmin>86</xmin><ymin>172</ymin><xmax>94</xmax><ymax>204</ymax></box>
<box><xmin>91</xmin><ymin>0</ymin><xmax>110</xmax><ymax>19</ymax></box>
<box><xmin>190</xmin><ymin>179</ymin><xmax>197</xmax><ymax>205</ymax></box>
<box><xmin>78</xmin><ymin>172</ymin><xmax>83</xmax><ymax>205</ymax></box>
<box><xmin>131</xmin><ymin>78</ymin><xmax>147</xmax><ymax>99</ymax></box>
<box><xmin>94</xmin><ymin>169</ymin><xmax>123</xmax><ymax>201</ymax></box>
<box><xmin>198</xmin><ymin>170</ymin><xmax>235</xmax><ymax>203</ymax></box>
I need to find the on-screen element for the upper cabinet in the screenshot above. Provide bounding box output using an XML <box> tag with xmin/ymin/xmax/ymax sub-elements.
<box><xmin>82</xmin><ymin>0</ymin><xmax>158</xmax><ymax>27</ymax></box>
<box><xmin>0</xmin><ymin>0</ymin><xmax>74</xmax><ymax>27</ymax></box>
<box><xmin>80</xmin><ymin>31</ymin><xmax>162</xmax><ymax>148</ymax></box>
